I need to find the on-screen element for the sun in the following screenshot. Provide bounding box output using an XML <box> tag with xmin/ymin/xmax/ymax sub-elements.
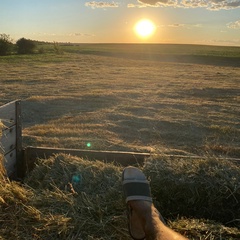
<box><xmin>134</xmin><ymin>19</ymin><xmax>156</xmax><ymax>39</ymax></box>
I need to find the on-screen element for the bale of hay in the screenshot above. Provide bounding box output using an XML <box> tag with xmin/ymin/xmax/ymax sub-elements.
<box><xmin>0</xmin><ymin>153</ymin><xmax>239</xmax><ymax>239</ymax></box>
<box><xmin>3</xmin><ymin>154</ymin><xmax>128</xmax><ymax>240</ymax></box>
<box><xmin>143</xmin><ymin>155</ymin><xmax>240</xmax><ymax>226</ymax></box>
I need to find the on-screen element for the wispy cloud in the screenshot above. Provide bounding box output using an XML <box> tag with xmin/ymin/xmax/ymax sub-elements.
<box><xmin>84</xmin><ymin>0</ymin><xmax>240</xmax><ymax>10</ymax></box>
<box><xmin>85</xmin><ymin>1</ymin><xmax>119</xmax><ymax>9</ymax></box>
<box><xmin>128</xmin><ymin>0</ymin><xmax>178</xmax><ymax>7</ymax></box>
<box><xmin>127</xmin><ymin>3</ymin><xmax>146</xmax><ymax>8</ymax></box>
<box><xmin>137</xmin><ymin>0</ymin><xmax>177</xmax><ymax>7</ymax></box>
<box><xmin>129</xmin><ymin>0</ymin><xmax>240</xmax><ymax>10</ymax></box>
<box><xmin>160</xmin><ymin>23</ymin><xmax>202</xmax><ymax>28</ymax></box>
<box><xmin>167</xmin><ymin>23</ymin><xmax>186</xmax><ymax>27</ymax></box>
<box><xmin>227</xmin><ymin>19</ymin><xmax>240</xmax><ymax>29</ymax></box>
<box><xmin>69</xmin><ymin>33</ymin><xmax>95</xmax><ymax>37</ymax></box>
<box><xmin>26</xmin><ymin>32</ymin><xmax>95</xmax><ymax>39</ymax></box>
<box><xmin>206</xmin><ymin>0</ymin><xmax>240</xmax><ymax>10</ymax></box>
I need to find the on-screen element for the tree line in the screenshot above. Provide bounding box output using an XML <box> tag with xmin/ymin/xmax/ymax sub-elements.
<box><xmin>0</xmin><ymin>34</ymin><xmax>37</xmax><ymax>56</ymax></box>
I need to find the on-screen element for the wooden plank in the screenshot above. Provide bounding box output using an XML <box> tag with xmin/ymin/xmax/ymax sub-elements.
<box><xmin>0</xmin><ymin>100</ymin><xmax>17</xmax><ymax>128</ymax></box>
<box><xmin>0</xmin><ymin>125</ymin><xmax>16</xmax><ymax>154</ymax></box>
<box><xmin>24</xmin><ymin>146</ymin><xmax>150</xmax><ymax>173</ymax></box>
<box><xmin>22</xmin><ymin>146</ymin><xmax>240</xmax><ymax>178</ymax></box>
<box><xmin>15</xmin><ymin>100</ymin><xmax>22</xmax><ymax>153</ymax></box>
<box><xmin>0</xmin><ymin>100</ymin><xmax>23</xmax><ymax>179</ymax></box>
<box><xmin>15</xmin><ymin>100</ymin><xmax>23</xmax><ymax>179</ymax></box>
<box><xmin>3</xmin><ymin>149</ymin><xmax>16</xmax><ymax>177</ymax></box>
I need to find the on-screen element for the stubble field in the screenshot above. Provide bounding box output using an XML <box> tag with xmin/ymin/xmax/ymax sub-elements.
<box><xmin>0</xmin><ymin>44</ymin><xmax>239</xmax><ymax>158</ymax></box>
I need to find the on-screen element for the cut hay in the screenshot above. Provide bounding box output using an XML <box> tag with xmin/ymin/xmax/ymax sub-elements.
<box><xmin>1</xmin><ymin>154</ymin><xmax>128</xmax><ymax>240</ymax></box>
<box><xmin>0</xmin><ymin>154</ymin><xmax>7</xmax><ymax>182</ymax></box>
<box><xmin>144</xmin><ymin>155</ymin><xmax>240</xmax><ymax>226</ymax></box>
<box><xmin>0</xmin><ymin>154</ymin><xmax>239</xmax><ymax>239</ymax></box>
<box><xmin>169</xmin><ymin>218</ymin><xmax>240</xmax><ymax>239</ymax></box>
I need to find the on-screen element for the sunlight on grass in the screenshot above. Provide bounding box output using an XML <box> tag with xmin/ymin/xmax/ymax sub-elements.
<box><xmin>1</xmin><ymin>44</ymin><xmax>240</xmax><ymax>239</ymax></box>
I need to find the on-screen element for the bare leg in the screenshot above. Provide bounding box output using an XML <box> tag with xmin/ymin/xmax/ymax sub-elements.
<box><xmin>129</xmin><ymin>200</ymin><xmax>188</xmax><ymax>240</ymax></box>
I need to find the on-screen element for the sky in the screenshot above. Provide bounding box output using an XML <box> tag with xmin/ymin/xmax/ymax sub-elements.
<box><xmin>1</xmin><ymin>0</ymin><xmax>240</xmax><ymax>46</ymax></box>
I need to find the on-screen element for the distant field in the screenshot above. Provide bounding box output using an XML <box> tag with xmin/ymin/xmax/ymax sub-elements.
<box><xmin>58</xmin><ymin>43</ymin><xmax>240</xmax><ymax>57</ymax></box>
<box><xmin>0</xmin><ymin>44</ymin><xmax>240</xmax><ymax>157</ymax></box>
<box><xmin>49</xmin><ymin>43</ymin><xmax>240</xmax><ymax>66</ymax></box>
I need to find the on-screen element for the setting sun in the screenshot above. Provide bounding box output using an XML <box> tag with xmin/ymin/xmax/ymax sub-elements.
<box><xmin>134</xmin><ymin>19</ymin><xmax>156</xmax><ymax>39</ymax></box>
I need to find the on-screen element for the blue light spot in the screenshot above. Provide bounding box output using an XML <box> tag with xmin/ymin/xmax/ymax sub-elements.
<box><xmin>72</xmin><ymin>175</ymin><xmax>81</xmax><ymax>184</ymax></box>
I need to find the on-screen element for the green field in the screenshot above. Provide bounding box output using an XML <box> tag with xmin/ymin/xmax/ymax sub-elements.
<box><xmin>0</xmin><ymin>44</ymin><xmax>240</xmax><ymax>239</ymax></box>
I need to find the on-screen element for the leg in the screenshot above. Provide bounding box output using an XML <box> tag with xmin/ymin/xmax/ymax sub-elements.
<box><xmin>129</xmin><ymin>200</ymin><xmax>187</xmax><ymax>240</ymax></box>
<box><xmin>122</xmin><ymin>166</ymin><xmax>188</xmax><ymax>240</ymax></box>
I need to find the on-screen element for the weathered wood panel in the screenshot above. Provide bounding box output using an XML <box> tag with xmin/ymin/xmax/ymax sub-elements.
<box><xmin>0</xmin><ymin>100</ymin><xmax>17</xmax><ymax>128</ymax></box>
<box><xmin>24</xmin><ymin>147</ymin><xmax>240</xmax><ymax>177</ymax></box>
<box><xmin>0</xmin><ymin>100</ymin><xmax>22</xmax><ymax>178</ymax></box>
<box><xmin>3</xmin><ymin>149</ymin><xmax>16</xmax><ymax>176</ymax></box>
<box><xmin>24</xmin><ymin>146</ymin><xmax>149</xmax><ymax>174</ymax></box>
<box><xmin>0</xmin><ymin>125</ymin><xmax>16</xmax><ymax>154</ymax></box>
<box><xmin>15</xmin><ymin>101</ymin><xmax>22</xmax><ymax>165</ymax></box>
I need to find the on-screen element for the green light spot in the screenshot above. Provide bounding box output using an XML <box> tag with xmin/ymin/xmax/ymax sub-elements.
<box><xmin>86</xmin><ymin>142</ymin><xmax>91</xmax><ymax>147</ymax></box>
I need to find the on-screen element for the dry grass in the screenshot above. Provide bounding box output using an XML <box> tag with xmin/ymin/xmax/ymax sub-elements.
<box><xmin>0</xmin><ymin>45</ymin><xmax>240</xmax><ymax>238</ymax></box>
<box><xmin>0</xmin><ymin>154</ymin><xmax>239</xmax><ymax>239</ymax></box>
<box><xmin>0</xmin><ymin>155</ymin><xmax>6</xmax><ymax>182</ymax></box>
<box><xmin>1</xmin><ymin>50</ymin><xmax>238</xmax><ymax>156</ymax></box>
<box><xmin>144</xmin><ymin>156</ymin><xmax>240</xmax><ymax>224</ymax></box>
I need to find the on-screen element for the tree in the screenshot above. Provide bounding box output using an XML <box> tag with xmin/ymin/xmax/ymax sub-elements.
<box><xmin>0</xmin><ymin>34</ymin><xmax>13</xmax><ymax>56</ymax></box>
<box><xmin>16</xmin><ymin>38</ymin><xmax>36</xmax><ymax>54</ymax></box>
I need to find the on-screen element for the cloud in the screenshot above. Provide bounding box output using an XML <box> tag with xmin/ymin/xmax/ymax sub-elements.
<box><xmin>168</xmin><ymin>23</ymin><xmax>186</xmax><ymax>27</ymax></box>
<box><xmin>127</xmin><ymin>3</ymin><xmax>147</xmax><ymax>8</ymax></box>
<box><xmin>30</xmin><ymin>32</ymin><xmax>57</xmax><ymax>36</ymax></box>
<box><xmin>159</xmin><ymin>23</ymin><xmax>202</xmax><ymax>28</ymax></box>
<box><xmin>227</xmin><ymin>19</ymin><xmax>240</xmax><ymax>29</ymax></box>
<box><xmin>181</xmin><ymin>0</ymin><xmax>208</xmax><ymax>8</ymax></box>
<box><xmin>132</xmin><ymin>0</ymin><xmax>240</xmax><ymax>10</ymax></box>
<box><xmin>28</xmin><ymin>32</ymin><xmax>95</xmax><ymax>38</ymax></box>
<box><xmin>136</xmin><ymin>0</ymin><xmax>178</xmax><ymax>7</ymax></box>
<box><xmin>85</xmin><ymin>1</ymin><xmax>119</xmax><ymax>8</ymax></box>
<box><xmin>70</xmin><ymin>33</ymin><xmax>95</xmax><ymax>37</ymax></box>
<box><xmin>127</xmin><ymin>3</ymin><xmax>136</xmax><ymax>7</ymax></box>
<box><xmin>208</xmin><ymin>0</ymin><xmax>240</xmax><ymax>10</ymax></box>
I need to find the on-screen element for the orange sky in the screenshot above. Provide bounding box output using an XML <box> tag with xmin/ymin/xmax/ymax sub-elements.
<box><xmin>1</xmin><ymin>0</ymin><xmax>240</xmax><ymax>46</ymax></box>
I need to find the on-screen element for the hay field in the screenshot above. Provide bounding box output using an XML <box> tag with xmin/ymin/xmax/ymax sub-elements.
<box><xmin>0</xmin><ymin>44</ymin><xmax>240</xmax><ymax>157</ymax></box>
<box><xmin>0</xmin><ymin>44</ymin><xmax>240</xmax><ymax>239</ymax></box>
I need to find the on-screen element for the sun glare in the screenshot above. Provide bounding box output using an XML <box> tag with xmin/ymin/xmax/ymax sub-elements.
<box><xmin>134</xmin><ymin>19</ymin><xmax>156</xmax><ymax>39</ymax></box>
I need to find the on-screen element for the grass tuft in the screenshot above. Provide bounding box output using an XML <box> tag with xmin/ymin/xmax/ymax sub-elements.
<box><xmin>144</xmin><ymin>155</ymin><xmax>240</xmax><ymax>226</ymax></box>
